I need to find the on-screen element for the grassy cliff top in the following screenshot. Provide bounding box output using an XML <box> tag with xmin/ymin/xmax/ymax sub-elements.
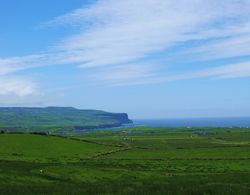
<box><xmin>0</xmin><ymin>107</ymin><xmax>132</xmax><ymax>131</ymax></box>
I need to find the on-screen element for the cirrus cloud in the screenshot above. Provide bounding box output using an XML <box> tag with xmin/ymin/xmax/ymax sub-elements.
<box><xmin>1</xmin><ymin>0</ymin><xmax>250</xmax><ymax>89</ymax></box>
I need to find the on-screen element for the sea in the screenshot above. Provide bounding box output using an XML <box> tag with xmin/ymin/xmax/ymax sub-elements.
<box><xmin>132</xmin><ymin>117</ymin><xmax>250</xmax><ymax>128</ymax></box>
<box><xmin>57</xmin><ymin>117</ymin><xmax>250</xmax><ymax>135</ymax></box>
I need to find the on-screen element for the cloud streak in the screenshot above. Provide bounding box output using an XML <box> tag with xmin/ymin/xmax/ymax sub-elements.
<box><xmin>84</xmin><ymin>61</ymin><xmax>250</xmax><ymax>86</ymax></box>
<box><xmin>162</xmin><ymin>61</ymin><xmax>250</xmax><ymax>82</ymax></box>
<box><xmin>1</xmin><ymin>0</ymin><xmax>250</xmax><ymax>89</ymax></box>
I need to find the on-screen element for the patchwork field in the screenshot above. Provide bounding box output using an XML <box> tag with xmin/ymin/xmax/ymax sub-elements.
<box><xmin>0</xmin><ymin>127</ymin><xmax>250</xmax><ymax>194</ymax></box>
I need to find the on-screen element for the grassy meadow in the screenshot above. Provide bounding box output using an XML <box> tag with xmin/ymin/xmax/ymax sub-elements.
<box><xmin>0</xmin><ymin>127</ymin><xmax>250</xmax><ymax>194</ymax></box>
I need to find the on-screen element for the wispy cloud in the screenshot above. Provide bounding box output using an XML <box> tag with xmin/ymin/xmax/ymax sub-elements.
<box><xmin>0</xmin><ymin>55</ymin><xmax>47</xmax><ymax>103</ymax></box>
<box><xmin>1</xmin><ymin>0</ymin><xmax>250</xmax><ymax>89</ymax></box>
<box><xmin>86</xmin><ymin>63</ymin><xmax>158</xmax><ymax>85</ymax></box>
<box><xmin>84</xmin><ymin>61</ymin><xmax>250</xmax><ymax>85</ymax></box>
<box><xmin>0</xmin><ymin>76</ymin><xmax>40</xmax><ymax>97</ymax></box>
<box><xmin>161</xmin><ymin>61</ymin><xmax>250</xmax><ymax>82</ymax></box>
<box><xmin>0</xmin><ymin>55</ymin><xmax>46</xmax><ymax>75</ymax></box>
<box><xmin>50</xmin><ymin>0</ymin><xmax>250</xmax><ymax>66</ymax></box>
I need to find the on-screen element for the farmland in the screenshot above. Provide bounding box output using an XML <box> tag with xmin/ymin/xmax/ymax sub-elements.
<box><xmin>0</xmin><ymin>127</ymin><xmax>250</xmax><ymax>194</ymax></box>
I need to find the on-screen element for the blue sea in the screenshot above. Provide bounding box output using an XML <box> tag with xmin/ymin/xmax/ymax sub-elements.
<box><xmin>133</xmin><ymin>117</ymin><xmax>250</xmax><ymax>128</ymax></box>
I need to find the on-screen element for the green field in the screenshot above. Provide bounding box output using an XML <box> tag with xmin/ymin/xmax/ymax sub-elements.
<box><xmin>0</xmin><ymin>127</ymin><xmax>250</xmax><ymax>194</ymax></box>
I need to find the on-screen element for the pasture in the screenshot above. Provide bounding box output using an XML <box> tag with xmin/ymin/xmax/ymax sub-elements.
<box><xmin>0</xmin><ymin>127</ymin><xmax>250</xmax><ymax>194</ymax></box>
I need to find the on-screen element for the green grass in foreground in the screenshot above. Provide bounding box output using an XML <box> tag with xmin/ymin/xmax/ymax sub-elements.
<box><xmin>0</xmin><ymin>127</ymin><xmax>250</xmax><ymax>194</ymax></box>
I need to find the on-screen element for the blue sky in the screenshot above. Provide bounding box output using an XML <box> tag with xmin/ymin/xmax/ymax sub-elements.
<box><xmin>0</xmin><ymin>0</ymin><xmax>250</xmax><ymax>118</ymax></box>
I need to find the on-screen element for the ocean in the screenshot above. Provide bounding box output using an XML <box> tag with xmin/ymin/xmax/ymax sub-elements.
<box><xmin>132</xmin><ymin>117</ymin><xmax>250</xmax><ymax>128</ymax></box>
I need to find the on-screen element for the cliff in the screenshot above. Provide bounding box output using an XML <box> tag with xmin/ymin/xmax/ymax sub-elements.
<box><xmin>0</xmin><ymin>107</ymin><xmax>133</xmax><ymax>132</ymax></box>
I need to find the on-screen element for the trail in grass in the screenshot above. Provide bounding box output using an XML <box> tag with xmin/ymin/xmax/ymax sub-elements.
<box><xmin>54</xmin><ymin>134</ymin><xmax>136</xmax><ymax>159</ymax></box>
<box><xmin>57</xmin><ymin>135</ymin><xmax>125</xmax><ymax>148</ymax></box>
<box><xmin>88</xmin><ymin>146</ymin><xmax>133</xmax><ymax>159</ymax></box>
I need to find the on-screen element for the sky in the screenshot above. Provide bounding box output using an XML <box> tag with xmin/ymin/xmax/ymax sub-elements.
<box><xmin>0</xmin><ymin>0</ymin><xmax>250</xmax><ymax>119</ymax></box>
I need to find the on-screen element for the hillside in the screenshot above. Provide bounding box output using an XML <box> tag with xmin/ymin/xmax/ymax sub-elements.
<box><xmin>0</xmin><ymin>107</ymin><xmax>132</xmax><ymax>132</ymax></box>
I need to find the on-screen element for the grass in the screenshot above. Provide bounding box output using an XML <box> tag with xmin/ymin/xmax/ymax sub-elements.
<box><xmin>0</xmin><ymin>134</ymin><xmax>114</xmax><ymax>162</ymax></box>
<box><xmin>0</xmin><ymin>127</ymin><xmax>250</xmax><ymax>194</ymax></box>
